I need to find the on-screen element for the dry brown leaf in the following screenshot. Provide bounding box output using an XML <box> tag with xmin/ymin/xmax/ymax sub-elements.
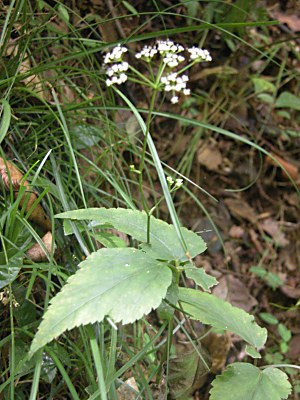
<box><xmin>26</xmin><ymin>232</ymin><xmax>55</xmax><ymax>262</ymax></box>
<box><xmin>280</xmin><ymin>284</ymin><xmax>300</xmax><ymax>299</ymax></box>
<box><xmin>266</xmin><ymin>153</ymin><xmax>299</xmax><ymax>181</ymax></box>
<box><xmin>5</xmin><ymin>41</ymin><xmax>45</xmax><ymax>99</ymax></box>
<box><xmin>191</xmin><ymin>66</ymin><xmax>238</xmax><ymax>81</ymax></box>
<box><xmin>203</xmin><ymin>332</ymin><xmax>231</xmax><ymax>373</ymax></box>
<box><xmin>117</xmin><ymin>377</ymin><xmax>139</xmax><ymax>400</ymax></box>
<box><xmin>271</xmin><ymin>11</ymin><xmax>300</xmax><ymax>32</ymax></box>
<box><xmin>0</xmin><ymin>157</ymin><xmax>51</xmax><ymax>231</ymax></box>
<box><xmin>224</xmin><ymin>198</ymin><xmax>257</xmax><ymax>224</ymax></box>
<box><xmin>197</xmin><ymin>140</ymin><xmax>222</xmax><ymax>172</ymax></box>
<box><xmin>260</xmin><ymin>218</ymin><xmax>289</xmax><ymax>247</ymax></box>
<box><xmin>168</xmin><ymin>344</ymin><xmax>211</xmax><ymax>399</ymax></box>
<box><xmin>286</xmin><ymin>335</ymin><xmax>300</xmax><ymax>361</ymax></box>
<box><xmin>229</xmin><ymin>225</ymin><xmax>245</xmax><ymax>239</ymax></box>
<box><xmin>212</xmin><ymin>275</ymin><xmax>258</xmax><ymax>312</ymax></box>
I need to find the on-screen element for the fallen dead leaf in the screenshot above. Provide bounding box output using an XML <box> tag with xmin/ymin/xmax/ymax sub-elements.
<box><xmin>224</xmin><ymin>198</ymin><xmax>257</xmax><ymax>224</ymax></box>
<box><xmin>117</xmin><ymin>377</ymin><xmax>139</xmax><ymax>400</ymax></box>
<box><xmin>197</xmin><ymin>140</ymin><xmax>222</xmax><ymax>172</ymax></box>
<box><xmin>260</xmin><ymin>218</ymin><xmax>289</xmax><ymax>247</ymax></box>
<box><xmin>270</xmin><ymin>11</ymin><xmax>300</xmax><ymax>32</ymax></box>
<box><xmin>212</xmin><ymin>275</ymin><xmax>258</xmax><ymax>312</ymax></box>
<box><xmin>229</xmin><ymin>225</ymin><xmax>245</xmax><ymax>239</ymax></box>
<box><xmin>266</xmin><ymin>153</ymin><xmax>299</xmax><ymax>182</ymax></box>
<box><xmin>203</xmin><ymin>332</ymin><xmax>231</xmax><ymax>373</ymax></box>
<box><xmin>286</xmin><ymin>335</ymin><xmax>300</xmax><ymax>361</ymax></box>
<box><xmin>0</xmin><ymin>157</ymin><xmax>51</xmax><ymax>231</ymax></box>
<box><xmin>168</xmin><ymin>344</ymin><xmax>211</xmax><ymax>399</ymax></box>
<box><xmin>26</xmin><ymin>232</ymin><xmax>55</xmax><ymax>262</ymax></box>
<box><xmin>280</xmin><ymin>284</ymin><xmax>300</xmax><ymax>299</ymax></box>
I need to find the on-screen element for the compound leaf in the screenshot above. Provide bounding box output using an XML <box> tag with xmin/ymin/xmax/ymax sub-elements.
<box><xmin>178</xmin><ymin>288</ymin><xmax>267</xmax><ymax>349</ymax></box>
<box><xmin>210</xmin><ymin>363</ymin><xmax>291</xmax><ymax>400</ymax></box>
<box><xmin>30</xmin><ymin>248</ymin><xmax>172</xmax><ymax>356</ymax></box>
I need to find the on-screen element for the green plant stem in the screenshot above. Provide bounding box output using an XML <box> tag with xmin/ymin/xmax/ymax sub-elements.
<box><xmin>29</xmin><ymin>350</ymin><xmax>43</xmax><ymax>400</ymax></box>
<box><xmin>88</xmin><ymin>325</ymin><xmax>108</xmax><ymax>400</ymax></box>
<box><xmin>9</xmin><ymin>284</ymin><xmax>14</xmax><ymax>400</ymax></box>
<box><xmin>260</xmin><ymin>364</ymin><xmax>300</xmax><ymax>371</ymax></box>
<box><xmin>47</xmin><ymin>350</ymin><xmax>81</xmax><ymax>400</ymax></box>
<box><xmin>113</xmin><ymin>90</ymin><xmax>188</xmax><ymax>255</ymax></box>
<box><xmin>138</xmin><ymin>87</ymin><xmax>158</xmax><ymax>222</ymax></box>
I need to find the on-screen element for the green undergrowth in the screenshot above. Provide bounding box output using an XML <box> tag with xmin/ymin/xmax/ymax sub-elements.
<box><xmin>0</xmin><ymin>1</ymin><xmax>299</xmax><ymax>399</ymax></box>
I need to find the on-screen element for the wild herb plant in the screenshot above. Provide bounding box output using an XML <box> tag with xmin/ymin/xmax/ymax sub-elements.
<box><xmin>1</xmin><ymin>2</ymin><xmax>299</xmax><ymax>399</ymax></box>
<box><xmin>27</xmin><ymin>42</ymin><xmax>293</xmax><ymax>399</ymax></box>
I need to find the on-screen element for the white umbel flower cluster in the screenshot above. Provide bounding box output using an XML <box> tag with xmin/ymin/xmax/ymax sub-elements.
<box><xmin>104</xmin><ymin>45</ymin><xmax>129</xmax><ymax>86</ymax></box>
<box><xmin>157</xmin><ymin>40</ymin><xmax>184</xmax><ymax>54</ymax></box>
<box><xmin>103</xmin><ymin>41</ymin><xmax>212</xmax><ymax>102</ymax></box>
<box><xmin>161</xmin><ymin>72</ymin><xmax>190</xmax><ymax>104</ymax></box>
<box><xmin>104</xmin><ymin>45</ymin><xmax>128</xmax><ymax>64</ymax></box>
<box><xmin>188</xmin><ymin>47</ymin><xmax>212</xmax><ymax>62</ymax></box>
<box><xmin>106</xmin><ymin>61</ymin><xmax>129</xmax><ymax>86</ymax></box>
<box><xmin>135</xmin><ymin>45</ymin><xmax>158</xmax><ymax>61</ymax></box>
<box><xmin>157</xmin><ymin>40</ymin><xmax>185</xmax><ymax>68</ymax></box>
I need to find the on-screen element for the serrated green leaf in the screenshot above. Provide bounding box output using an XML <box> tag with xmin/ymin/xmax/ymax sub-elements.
<box><xmin>93</xmin><ymin>232</ymin><xmax>127</xmax><ymax>248</ymax></box>
<box><xmin>30</xmin><ymin>248</ymin><xmax>172</xmax><ymax>356</ymax></box>
<box><xmin>210</xmin><ymin>363</ymin><xmax>291</xmax><ymax>400</ymax></box>
<box><xmin>245</xmin><ymin>345</ymin><xmax>261</xmax><ymax>359</ymax></box>
<box><xmin>63</xmin><ymin>219</ymin><xmax>113</xmax><ymax>235</ymax></box>
<box><xmin>56</xmin><ymin>208</ymin><xmax>206</xmax><ymax>262</ymax></box>
<box><xmin>275</xmin><ymin>91</ymin><xmax>300</xmax><ymax>110</ymax></box>
<box><xmin>178</xmin><ymin>288</ymin><xmax>267</xmax><ymax>349</ymax></box>
<box><xmin>184</xmin><ymin>267</ymin><xmax>218</xmax><ymax>292</ymax></box>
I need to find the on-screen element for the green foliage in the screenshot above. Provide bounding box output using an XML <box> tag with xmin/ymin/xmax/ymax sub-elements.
<box><xmin>56</xmin><ymin>207</ymin><xmax>207</xmax><ymax>262</ymax></box>
<box><xmin>184</xmin><ymin>266</ymin><xmax>218</xmax><ymax>292</ymax></box>
<box><xmin>30</xmin><ymin>247</ymin><xmax>172</xmax><ymax>355</ymax></box>
<box><xmin>210</xmin><ymin>363</ymin><xmax>292</xmax><ymax>400</ymax></box>
<box><xmin>1</xmin><ymin>1</ymin><xmax>298</xmax><ymax>398</ymax></box>
<box><xmin>178</xmin><ymin>288</ymin><xmax>267</xmax><ymax>350</ymax></box>
<box><xmin>0</xmin><ymin>99</ymin><xmax>11</xmax><ymax>145</ymax></box>
<box><xmin>275</xmin><ymin>92</ymin><xmax>300</xmax><ymax>111</ymax></box>
<box><xmin>0</xmin><ymin>255</ymin><xmax>22</xmax><ymax>289</ymax></box>
<box><xmin>250</xmin><ymin>266</ymin><xmax>284</xmax><ymax>289</ymax></box>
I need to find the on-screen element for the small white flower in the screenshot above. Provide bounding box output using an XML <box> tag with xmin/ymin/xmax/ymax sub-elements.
<box><xmin>188</xmin><ymin>46</ymin><xmax>212</xmax><ymax>62</ymax></box>
<box><xmin>120</xmin><ymin>61</ymin><xmax>129</xmax><ymax>71</ymax></box>
<box><xmin>104</xmin><ymin>44</ymin><xmax>128</xmax><ymax>64</ymax></box>
<box><xmin>119</xmin><ymin>73</ymin><xmax>128</xmax><ymax>83</ymax></box>
<box><xmin>135</xmin><ymin>45</ymin><xmax>158</xmax><ymax>61</ymax></box>
<box><xmin>175</xmin><ymin>178</ymin><xmax>183</xmax><ymax>188</ymax></box>
<box><xmin>160</xmin><ymin>71</ymin><xmax>191</xmax><ymax>103</ymax></box>
<box><xmin>167</xmin><ymin>176</ymin><xmax>174</xmax><ymax>185</ymax></box>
